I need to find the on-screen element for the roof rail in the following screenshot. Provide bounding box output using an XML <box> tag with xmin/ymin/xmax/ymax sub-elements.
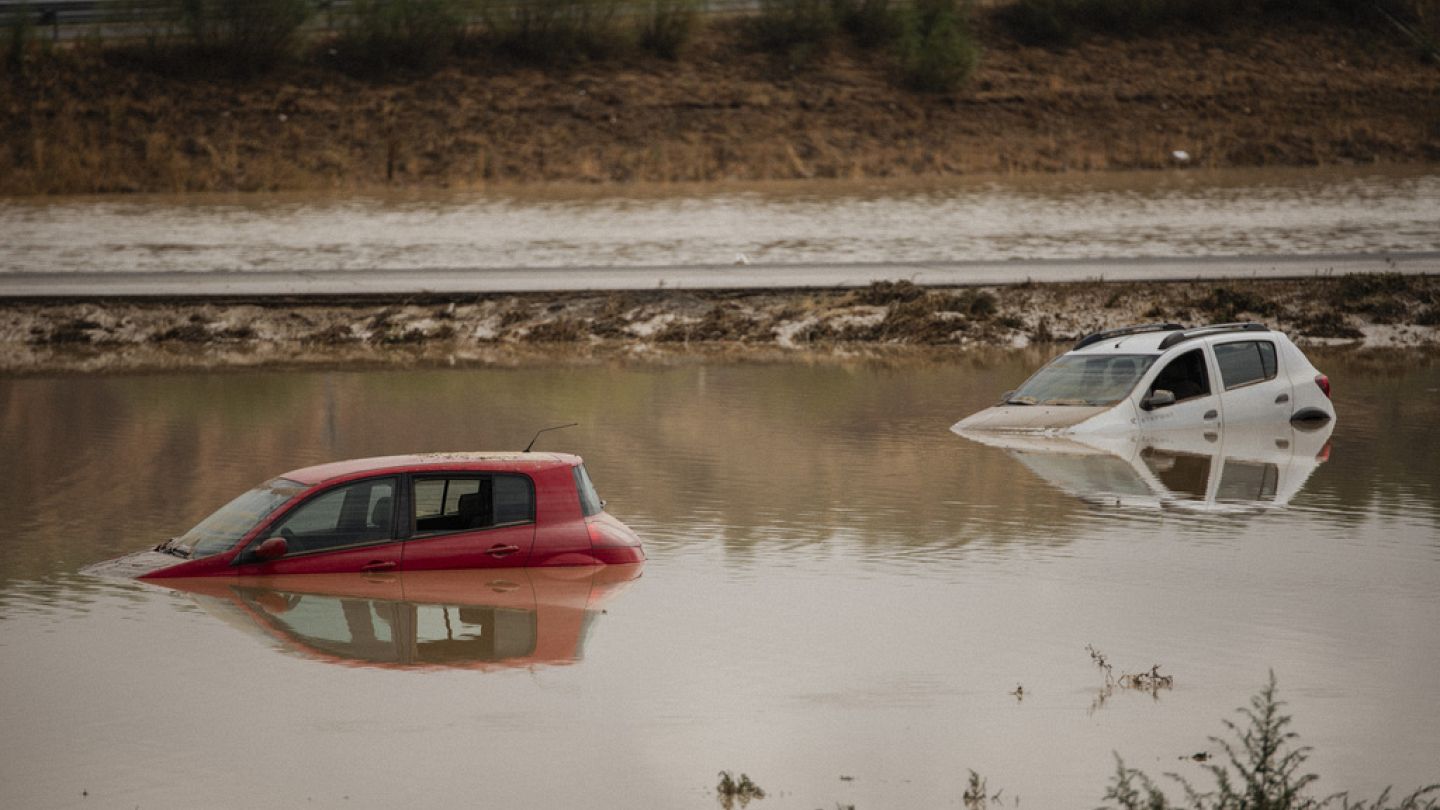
<box><xmin>1073</xmin><ymin>323</ymin><xmax>1185</xmax><ymax>350</ymax></box>
<box><xmin>1157</xmin><ymin>322</ymin><xmax>1269</xmax><ymax>350</ymax></box>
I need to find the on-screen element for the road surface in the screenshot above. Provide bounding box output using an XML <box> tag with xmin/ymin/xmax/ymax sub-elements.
<box><xmin>1</xmin><ymin>252</ymin><xmax>1435</xmax><ymax>298</ymax></box>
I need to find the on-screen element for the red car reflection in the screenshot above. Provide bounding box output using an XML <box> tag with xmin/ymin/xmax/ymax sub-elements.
<box><xmin>86</xmin><ymin>452</ymin><xmax>645</xmax><ymax>579</ymax></box>
<box><xmin>162</xmin><ymin>565</ymin><xmax>643</xmax><ymax>670</ymax></box>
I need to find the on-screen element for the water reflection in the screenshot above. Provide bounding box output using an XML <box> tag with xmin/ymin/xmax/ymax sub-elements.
<box><xmin>161</xmin><ymin>565</ymin><xmax>642</xmax><ymax>671</ymax></box>
<box><xmin>956</xmin><ymin>421</ymin><xmax>1334</xmax><ymax>514</ymax></box>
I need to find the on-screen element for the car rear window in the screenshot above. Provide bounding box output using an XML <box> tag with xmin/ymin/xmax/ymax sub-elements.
<box><xmin>573</xmin><ymin>464</ymin><xmax>603</xmax><ymax>517</ymax></box>
<box><xmin>1215</xmin><ymin>341</ymin><xmax>1278</xmax><ymax>389</ymax></box>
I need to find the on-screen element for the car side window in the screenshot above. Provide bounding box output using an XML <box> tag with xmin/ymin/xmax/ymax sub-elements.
<box><xmin>1214</xmin><ymin>341</ymin><xmax>1278</xmax><ymax>389</ymax></box>
<box><xmin>267</xmin><ymin>477</ymin><xmax>396</xmax><ymax>554</ymax></box>
<box><xmin>1148</xmin><ymin>348</ymin><xmax>1211</xmax><ymax>402</ymax></box>
<box><xmin>413</xmin><ymin>475</ymin><xmax>534</xmax><ymax>536</ymax></box>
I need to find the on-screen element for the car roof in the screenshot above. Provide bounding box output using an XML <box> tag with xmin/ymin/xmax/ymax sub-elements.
<box><xmin>281</xmin><ymin>452</ymin><xmax>582</xmax><ymax>486</ymax></box>
<box><xmin>1069</xmin><ymin>333</ymin><xmax>1171</xmax><ymax>354</ymax></box>
<box><xmin>1070</xmin><ymin>323</ymin><xmax>1287</xmax><ymax>356</ymax></box>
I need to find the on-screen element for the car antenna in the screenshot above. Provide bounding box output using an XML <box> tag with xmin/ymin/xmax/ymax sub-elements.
<box><xmin>523</xmin><ymin>423</ymin><xmax>578</xmax><ymax>452</ymax></box>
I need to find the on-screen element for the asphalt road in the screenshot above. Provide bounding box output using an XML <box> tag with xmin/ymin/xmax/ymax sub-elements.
<box><xmin>2</xmin><ymin>252</ymin><xmax>1436</xmax><ymax>299</ymax></box>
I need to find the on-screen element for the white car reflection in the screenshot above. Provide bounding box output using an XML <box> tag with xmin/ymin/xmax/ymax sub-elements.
<box><xmin>954</xmin><ymin>421</ymin><xmax>1334</xmax><ymax>514</ymax></box>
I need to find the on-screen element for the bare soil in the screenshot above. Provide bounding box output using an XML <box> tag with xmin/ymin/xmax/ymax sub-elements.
<box><xmin>2</xmin><ymin>17</ymin><xmax>1437</xmax><ymax>194</ymax></box>
<box><xmin>4</xmin><ymin>275</ymin><xmax>1437</xmax><ymax>373</ymax></box>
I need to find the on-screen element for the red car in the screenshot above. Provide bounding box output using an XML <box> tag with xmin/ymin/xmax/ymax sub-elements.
<box><xmin>87</xmin><ymin>452</ymin><xmax>645</xmax><ymax>579</ymax></box>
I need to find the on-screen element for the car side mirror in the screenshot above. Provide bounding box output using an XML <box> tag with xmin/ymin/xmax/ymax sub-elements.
<box><xmin>254</xmin><ymin>536</ymin><xmax>288</xmax><ymax>562</ymax></box>
<box><xmin>999</xmin><ymin>390</ymin><xmax>1015</xmax><ymax>404</ymax></box>
<box><xmin>1141</xmin><ymin>389</ymin><xmax>1177</xmax><ymax>411</ymax></box>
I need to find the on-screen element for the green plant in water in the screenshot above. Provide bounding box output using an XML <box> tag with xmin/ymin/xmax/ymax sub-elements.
<box><xmin>717</xmin><ymin>771</ymin><xmax>766</xmax><ymax>808</ymax></box>
<box><xmin>1100</xmin><ymin>672</ymin><xmax>1440</xmax><ymax>810</ymax></box>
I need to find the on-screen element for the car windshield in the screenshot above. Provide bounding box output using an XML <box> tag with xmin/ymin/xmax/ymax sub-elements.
<box><xmin>174</xmin><ymin>478</ymin><xmax>307</xmax><ymax>558</ymax></box>
<box><xmin>1008</xmin><ymin>353</ymin><xmax>1158</xmax><ymax>406</ymax></box>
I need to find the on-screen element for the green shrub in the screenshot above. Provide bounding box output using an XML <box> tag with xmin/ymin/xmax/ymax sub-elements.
<box><xmin>179</xmin><ymin>0</ymin><xmax>311</xmax><ymax>68</ymax></box>
<box><xmin>480</xmin><ymin>0</ymin><xmax>622</xmax><ymax>63</ymax></box>
<box><xmin>895</xmin><ymin>0</ymin><xmax>980</xmax><ymax>92</ymax></box>
<box><xmin>4</xmin><ymin>3</ymin><xmax>35</xmax><ymax>75</ymax></box>
<box><xmin>996</xmin><ymin>0</ymin><xmax>1248</xmax><ymax>45</ymax></box>
<box><xmin>995</xmin><ymin>0</ymin><xmax>1076</xmax><ymax>46</ymax></box>
<box><xmin>638</xmin><ymin>0</ymin><xmax>700</xmax><ymax>59</ymax></box>
<box><xmin>332</xmin><ymin>0</ymin><xmax>465</xmax><ymax>74</ymax></box>
<box><xmin>747</xmin><ymin>0</ymin><xmax>838</xmax><ymax>53</ymax></box>
<box><xmin>834</xmin><ymin>0</ymin><xmax>904</xmax><ymax>47</ymax></box>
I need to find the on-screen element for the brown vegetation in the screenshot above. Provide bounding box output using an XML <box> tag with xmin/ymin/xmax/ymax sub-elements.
<box><xmin>2</xmin><ymin>15</ymin><xmax>1437</xmax><ymax>195</ymax></box>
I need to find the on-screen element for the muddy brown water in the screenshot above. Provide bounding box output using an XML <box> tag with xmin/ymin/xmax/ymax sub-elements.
<box><xmin>1</xmin><ymin>349</ymin><xmax>1437</xmax><ymax>809</ymax></box>
<box><xmin>3</xmin><ymin>167</ymin><xmax>1439</xmax><ymax>276</ymax></box>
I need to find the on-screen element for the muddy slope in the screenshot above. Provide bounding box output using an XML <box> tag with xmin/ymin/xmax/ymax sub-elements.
<box><xmin>5</xmin><ymin>276</ymin><xmax>1437</xmax><ymax>373</ymax></box>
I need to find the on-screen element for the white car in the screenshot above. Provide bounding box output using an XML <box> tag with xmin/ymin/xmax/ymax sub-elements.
<box><xmin>953</xmin><ymin>323</ymin><xmax>1335</xmax><ymax>434</ymax></box>
<box><xmin>954</xmin><ymin>419</ymin><xmax>1334</xmax><ymax>515</ymax></box>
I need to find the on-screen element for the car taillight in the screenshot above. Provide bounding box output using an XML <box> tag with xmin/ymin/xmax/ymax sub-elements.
<box><xmin>1315</xmin><ymin>374</ymin><xmax>1331</xmax><ymax>398</ymax></box>
<box><xmin>1316</xmin><ymin>441</ymin><xmax>1332</xmax><ymax>463</ymax></box>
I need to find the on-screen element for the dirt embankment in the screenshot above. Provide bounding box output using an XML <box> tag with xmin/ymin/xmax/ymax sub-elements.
<box><xmin>5</xmin><ymin>275</ymin><xmax>1437</xmax><ymax>373</ymax></box>
<box><xmin>2</xmin><ymin>18</ymin><xmax>1437</xmax><ymax>195</ymax></box>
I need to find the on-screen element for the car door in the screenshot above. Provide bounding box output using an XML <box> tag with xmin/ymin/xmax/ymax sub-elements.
<box><xmin>1135</xmin><ymin>347</ymin><xmax>1222</xmax><ymax>430</ymax></box>
<box><xmin>401</xmin><ymin>473</ymin><xmax>537</xmax><ymax>571</ymax></box>
<box><xmin>233</xmin><ymin>476</ymin><xmax>404</xmax><ymax>575</ymax></box>
<box><xmin>1212</xmin><ymin>339</ymin><xmax>1292</xmax><ymax>425</ymax></box>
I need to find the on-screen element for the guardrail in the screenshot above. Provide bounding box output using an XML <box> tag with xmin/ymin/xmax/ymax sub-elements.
<box><xmin>1</xmin><ymin>0</ymin><xmax>770</xmax><ymax>30</ymax></box>
<box><xmin>0</xmin><ymin>0</ymin><xmax>1007</xmax><ymax>31</ymax></box>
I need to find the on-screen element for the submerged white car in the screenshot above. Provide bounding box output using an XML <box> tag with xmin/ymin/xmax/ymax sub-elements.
<box><xmin>954</xmin><ymin>323</ymin><xmax>1335</xmax><ymax>434</ymax></box>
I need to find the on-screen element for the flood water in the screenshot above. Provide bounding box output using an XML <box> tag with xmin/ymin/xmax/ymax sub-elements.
<box><xmin>3</xmin><ymin>166</ymin><xmax>1439</xmax><ymax>275</ymax></box>
<box><xmin>2</xmin><ymin>350</ymin><xmax>1437</xmax><ymax>809</ymax></box>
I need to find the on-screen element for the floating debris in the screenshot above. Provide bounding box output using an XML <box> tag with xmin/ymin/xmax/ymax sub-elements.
<box><xmin>716</xmin><ymin>771</ymin><xmax>765</xmax><ymax>808</ymax></box>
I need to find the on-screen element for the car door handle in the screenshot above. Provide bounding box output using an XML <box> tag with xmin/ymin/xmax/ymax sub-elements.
<box><xmin>487</xmin><ymin>544</ymin><xmax>520</xmax><ymax>558</ymax></box>
<box><xmin>1203</xmin><ymin>410</ymin><xmax>1218</xmax><ymax>420</ymax></box>
<box><xmin>1275</xmin><ymin>393</ymin><xmax>1290</xmax><ymax>404</ymax></box>
<box><xmin>361</xmin><ymin>560</ymin><xmax>397</xmax><ymax>572</ymax></box>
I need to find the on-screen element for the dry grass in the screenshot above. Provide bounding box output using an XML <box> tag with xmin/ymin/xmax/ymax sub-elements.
<box><xmin>3</xmin><ymin>15</ymin><xmax>1437</xmax><ymax>195</ymax></box>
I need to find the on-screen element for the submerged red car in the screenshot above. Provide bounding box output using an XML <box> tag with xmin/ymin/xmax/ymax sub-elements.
<box><xmin>86</xmin><ymin>452</ymin><xmax>645</xmax><ymax>579</ymax></box>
